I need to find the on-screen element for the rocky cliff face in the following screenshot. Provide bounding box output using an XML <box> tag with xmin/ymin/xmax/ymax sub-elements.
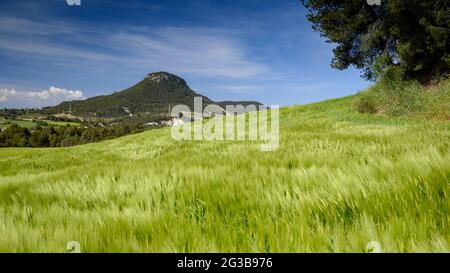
<box><xmin>146</xmin><ymin>72</ymin><xmax>187</xmax><ymax>86</ymax></box>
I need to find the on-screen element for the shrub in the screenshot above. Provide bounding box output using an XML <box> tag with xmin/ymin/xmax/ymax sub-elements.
<box><xmin>36</xmin><ymin>120</ymin><xmax>49</xmax><ymax>127</ymax></box>
<box><xmin>356</xmin><ymin>72</ymin><xmax>449</xmax><ymax>119</ymax></box>
<box><xmin>355</xmin><ymin>91</ymin><xmax>377</xmax><ymax>114</ymax></box>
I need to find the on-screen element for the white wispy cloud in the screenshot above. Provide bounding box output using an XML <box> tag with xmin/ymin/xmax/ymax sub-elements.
<box><xmin>0</xmin><ymin>16</ymin><xmax>79</xmax><ymax>36</ymax></box>
<box><xmin>0</xmin><ymin>86</ymin><xmax>85</xmax><ymax>108</ymax></box>
<box><xmin>0</xmin><ymin>17</ymin><xmax>271</xmax><ymax>79</ymax></box>
<box><xmin>219</xmin><ymin>84</ymin><xmax>264</xmax><ymax>94</ymax></box>
<box><xmin>110</xmin><ymin>27</ymin><xmax>270</xmax><ymax>78</ymax></box>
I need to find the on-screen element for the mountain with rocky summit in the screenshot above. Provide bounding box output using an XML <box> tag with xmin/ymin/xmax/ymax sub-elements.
<box><xmin>44</xmin><ymin>72</ymin><xmax>263</xmax><ymax>123</ymax></box>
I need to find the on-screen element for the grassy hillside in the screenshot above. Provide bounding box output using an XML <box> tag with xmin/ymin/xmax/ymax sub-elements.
<box><xmin>0</xmin><ymin>93</ymin><xmax>449</xmax><ymax>252</ymax></box>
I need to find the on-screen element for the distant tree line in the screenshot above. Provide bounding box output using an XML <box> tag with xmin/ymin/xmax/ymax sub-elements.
<box><xmin>0</xmin><ymin>124</ymin><xmax>144</xmax><ymax>148</ymax></box>
<box><xmin>0</xmin><ymin>108</ymin><xmax>41</xmax><ymax>119</ymax></box>
<box><xmin>45</xmin><ymin>115</ymin><xmax>81</xmax><ymax>123</ymax></box>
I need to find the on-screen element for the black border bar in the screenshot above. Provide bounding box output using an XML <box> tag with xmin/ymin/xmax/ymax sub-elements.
<box><xmin>0</xmin><ymin>253</ymin><xmax>447</xmax><ymax>272</ymax></box>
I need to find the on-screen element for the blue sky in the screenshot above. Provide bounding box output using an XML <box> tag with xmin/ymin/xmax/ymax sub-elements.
<box><xmin>0</xmin><ymin>0</ymin><xmax>370</xmax><ymax>108</ymax></box>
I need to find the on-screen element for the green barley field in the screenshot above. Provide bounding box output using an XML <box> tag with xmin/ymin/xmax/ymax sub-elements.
<box><xmin>0</xmin><ymin>119</ymin><xmax>36</xmax><ymax>129</ymax></box>
<box><xmin>0</xmin><ymin>94</ymin><xmax>449</xmax><ymax>253</ymax></box>
<box><xmin>0</xmin><ymin>119</ymin><xmax>79</xmax><ymax>129</ymax></box>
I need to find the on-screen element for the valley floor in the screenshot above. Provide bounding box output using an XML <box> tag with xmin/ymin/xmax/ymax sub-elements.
<box><xmin>0</xmin><ymin>96</ymin><xmax>449</xmax><ymax>252</ymax></box>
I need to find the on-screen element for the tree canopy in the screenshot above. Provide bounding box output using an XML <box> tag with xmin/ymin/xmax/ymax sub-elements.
<box><xmin>301</xmin><ymin>0</ymin><xmax>450</xmax><ymax>82</ymax></box>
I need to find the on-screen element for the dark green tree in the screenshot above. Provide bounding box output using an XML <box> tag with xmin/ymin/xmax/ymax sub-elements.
<box><xmin>301</xmin><ymin>0</ymin><xmax>450</xmax><ymax>82</ymax></box>
<box><xmin>30</xmin><ymin>130</ymin><xmax>50</xmax><ymax>147</ymax></box>
<box><xmin>0</xmin><ymin>124</ymin><xmax>31</xmax><ymax>147</ymax></box>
